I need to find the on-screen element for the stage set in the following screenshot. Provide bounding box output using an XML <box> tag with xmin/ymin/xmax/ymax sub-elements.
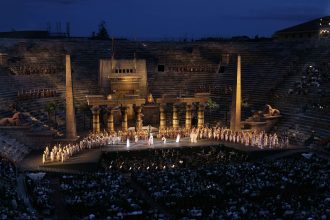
<box><xmin>20</xmin><ymin>136</ymin><xmax>303</xmax><ymax>173</ymax></box>
<box><xmin>20</xmin><ymin>54</ymin><xmax>292</xmax><ymax>173</ymax></box>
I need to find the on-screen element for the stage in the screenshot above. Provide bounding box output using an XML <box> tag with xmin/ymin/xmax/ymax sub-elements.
<box><xmin>19</xmin><ymin>137</ymin><xmax>306</xmax><ymax>173</ymax></box>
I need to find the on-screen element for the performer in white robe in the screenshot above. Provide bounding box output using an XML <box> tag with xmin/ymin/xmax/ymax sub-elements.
<box><xmin>193</xmin><ymin>132</ymin><xmax>198</xmax><ymax>143</ymax></box>
<box><xmin>112</xmin><ymin>135</ymin><xmax>116</xmax><ymax>145</ymax></box>
<box><xmin>190</xmin><ymin>131</ymin><xmax>194</xmax><ymax>143</ymax></box>
<box><xmin>162</xmin><ymin>136</ymin><xmax>167</xmax><ymax>144</ymax></box>
<box><xmin>176</xmin><ymin>133</ymin><xmax>181</xmax><ymax>143</ymax></box>
<box><xmin>148</xmin><ymin>133</ymin><xmax>154</xmax><ymax>145</ymax></box>
<box><xmin>50</xmin><ymin>151</ymin><xmax>54</xmax><ymax>162</ymax></box>
<box><xmin>126</xmin><ymin>138</ymin><xmax>130</xmax><ymax>148</ymax></box>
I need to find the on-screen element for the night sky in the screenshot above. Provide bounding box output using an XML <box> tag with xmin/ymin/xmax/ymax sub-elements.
<box><xmin>1</xmin><ymin>0</ymin><xmax>329</xmax><ymax>39</ymax></box>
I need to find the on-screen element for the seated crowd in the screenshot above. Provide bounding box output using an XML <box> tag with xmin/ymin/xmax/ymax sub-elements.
<box><xmin>133</xmin><ymin>154</ymin><xmax>330</xmax><ymax>219</ymax></box>
<box><xmin>25</xmin><ymin>173</ymin><xmax>54</xmax><ymax>217</ymax></box>
<box><xmin>17</xmin><ymin>89</ymin><xmax>57</xmax><ymax>100</ymax></box>
<box><xmin>30</xmin><ymin>146</ymin><xmax>330</xmax><ymax>219</ymax></box>
<box><xmin>0</xmin><ymin>156</ymin><xmax>35</xmax><ymax>219</ymax></box>
<box><xmin>0</xmin><ymin>134</ymin><xmax>30</xmax><ymax>162</ymax></box>
<box><xmin>9</xmin><ymin>64</ymin><xmax>61</xmax><ymax>75</ymax></box>
<box><xmin>288</xmin><ymin>65</ymin><xmax>328</xmax><ymax>96</ymax></box>
<box><xmin>26</xmin><ymin>172</ymin><xmax>164</xmax><ymax>219</ymax></box>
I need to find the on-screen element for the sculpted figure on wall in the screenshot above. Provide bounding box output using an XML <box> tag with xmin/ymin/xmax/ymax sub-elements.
<box><xmin>0</xmin><ymin>112</ymin><xmax>20</xmax><ymax>126</ymax></box>
<box><xmin>264</xmin><ymin>104</ymin><xmax>280</xmax><ymax>116</ymax></box>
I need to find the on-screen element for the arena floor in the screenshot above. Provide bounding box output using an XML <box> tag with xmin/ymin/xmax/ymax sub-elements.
<box><xmin>19</xmin><ymin>137</ymin><xmax>305</xmax><ymax>173</ymax></box>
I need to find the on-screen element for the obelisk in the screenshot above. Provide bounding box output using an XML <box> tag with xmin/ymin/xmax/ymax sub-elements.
<box><xmin>230</xmin><ymin>55</ymin><xmax>241</xmax><ymax>131</ymax></box>
<box><xmin>65</xmin><ymin>54</ymin><xmax>77</xmax><ymax>140</ymax></box>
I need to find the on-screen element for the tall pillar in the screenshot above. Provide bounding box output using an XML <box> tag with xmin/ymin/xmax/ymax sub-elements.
<box><xmin>135</xmin><ymin>106</ymin><xmax>143</xmax><ymax>131</ymax></box>
<box><xmin>121</xmin><ymin>106</ymin><xmax>128</xmax><ymax>131</ymax></box>
<box><xmin>230</xmin><ymin>55</ymin><xmax>242</xmax><ymax>131</ymax></box>
<box><xmin>185</xmin><ymin>104</ymin><xmax>192</xmax><ymax>129</ymax></box>
<box><xmin>172</xmin><ymin>104</ymin><xmax>179</xmax><ymax>129</ymax></box>
<box><xmin>65</xmin><ymin>54</ymin><xmax>77</xmax><ymax>139</ymax></box>
<box><xmin>107</xmin><ymin>107</ymin><xmax>114</xmax><ymax>132</ymax></box>
<box><xmin>197</xmin><ymin>103</ymin><xmax>205</xmax><ymax>128</ymax></box>
<box><xmin>92</xmin><ymin>106</ymin><xmax>100</xmax><ymax>133</ymax></box>
<box><xmin>159</xmin><ymin>104</ymin><xmax>166</xmax><ymax>130</ymax></box>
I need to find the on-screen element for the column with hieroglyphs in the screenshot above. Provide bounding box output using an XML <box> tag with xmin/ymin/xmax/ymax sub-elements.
<box><xmin>92</xmin><ymin>106</ymin><xmax>100</xmax><ymax>133</ymax></box>
<box><xmin>230</xmin><ymin>55</ymin><xmax>242</xmax><ymax>131</ymax></box>
<box><xmin>185</xmin><ymin>104</ymin><xmax>192</xmax><ymax>129</ymax></box>
<box><xmin>197</xmin><ymin>103</ymin><xmax>205</xmax><ymax>128</ymax></box>
<box><xmin>172</xmin><ymin>104</ymin><xmax>179</xmax><ymax>129</ymax></box>
<box><xmin>159</xmin><ymin>104</ymin><xmax>166</xmax><ymax>130</ymax></box>
<box><xmin>65</xmin><ymin>54</ymin><xmax>77</xmax><ymax>139</ymax></box>
<box><xmin>107</xmin><ymin>107</ymin><xmax>114</xmax><ymax>132</ymax></box>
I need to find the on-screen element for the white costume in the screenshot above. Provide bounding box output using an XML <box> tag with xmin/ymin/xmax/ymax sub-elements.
<box><xmin>148</xmin><ymin>134</ymin><xmax>154</xmax><ymax>145</ymax></box>
<box><xmin>176</xmin><ymin>134</ymin><xmax>181</xmax><ymax>143</ymax></box>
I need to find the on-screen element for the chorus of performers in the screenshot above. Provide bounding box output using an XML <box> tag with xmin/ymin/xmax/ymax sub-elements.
<box><xmin>187</xmin><ymin>127</ymin><xmax>289</xmax><ymax>149</ymax></box>
<box><xmin>42</xmin><ymin>126</ymin><xmax>289</xmax><ymax>164</ymax></box>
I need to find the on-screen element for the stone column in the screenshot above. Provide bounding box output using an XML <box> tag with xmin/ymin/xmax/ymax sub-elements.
<box><xmin>65</xmin><ymin>54</ymin><xmax>77</xmax><ymax>140</ymax></box>
<box><xmin>107</xmin><ymin>108</ymin><xmax>114</xmax><ymax>132</ymax></box>
<box><xmin>230</xmin><ymin>55</ymin><xmax>242</xmax><ymax>131</ymax></box>
<box><xmin>121</xmin><ymin>106</ymin><xmax>128</xmax><ymax>131</ymax></box>
<box><xmin>197</xmin><ymin>103</ymin><xmax>205</xmax><ymax>128</ymax></box>
<box><xmin>185</xmin><ymin>104</ymin><xmax>192</xmax><ymax>129</ymax></box>
<box><xmin>172</xmin><ymin>104</ymin><xmax>179</xmax><ymax>129</ymax></box>
<box><xmin>135</xmin><ymin>106</ymin><xmax>143</xmax><ymax>131</ymax></box>
<box><xmin>159</xmin><ymin>104</ymin><xmax>166</xmax><ymax>130</ymax></box>
<box><xmin>91</xmin><ymin>106</ymin><xmax>100</xmax><ymax>133</ymax></box>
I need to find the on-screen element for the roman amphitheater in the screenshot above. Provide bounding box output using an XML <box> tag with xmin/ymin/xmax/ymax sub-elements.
<box><xmin>0</xmin><ymin>17</ymin><xmax>330</xmax><ymax>219</ymax></box>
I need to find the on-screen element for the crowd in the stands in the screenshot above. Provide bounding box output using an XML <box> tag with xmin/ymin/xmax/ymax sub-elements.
<box><xmin>17</xmin><ymin>88</ymin><xmax>57</xmax><ymax>100</ymax></box>
<box><xmin>0</xmin><ymin>157</ymin><xmax>36</xmax><ymax>219</ymax></box>
<box><xmin>26</xmin><ymin>172</ymin><xmax>164</xmax><ymax>219</ymax></box>
<box><xmin>25</xmin><ymin>173</ymin><xmax>54</xmax><ymax>217</ymax></box>
<box><xmin>0</xmin><ymin>134</ymin><xmax>30</xmax><ymax>162</ymax></box>
<box><xmin>9</xmin><ymin>64</ymin><xmax>60</xmax><ymax>75</ymax></box>
<box><xmin>28</xmin><ymin>146</ymin><xmax>330</xmax><ymax>219</ymax></box>
<box><xmin>288</xmin><ymin>65</ymin><xmax>328</xmax><ymax>96</ymax></box>
<box><xmin>59</xmin><ymin>172</ymin><xmax>164</xmax><ymax>219</ymax></box>
<box><xmin>132</xmin><ymin>154</ymin><xmax>330</xmax><ymax>219</ymax></box>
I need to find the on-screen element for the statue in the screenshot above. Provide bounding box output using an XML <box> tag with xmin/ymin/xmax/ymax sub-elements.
<box><xmin>0</xmin><ymin>112</ymin><xmax>20</xmax><ymax>126</ymax></box>
<box><xmin>264</xmin><ymin>104</ymin><xmax>280</xmax><ymax>116</ymax></box>
<box><xmin>146</xmin><ymin>93</ymin><xmax>154</xmax><ymax>104</ymax></box>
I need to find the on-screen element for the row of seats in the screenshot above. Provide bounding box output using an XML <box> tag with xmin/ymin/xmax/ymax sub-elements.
<box><xmin>0</xmin><ymin>133</ymin><xmax>30</xmax><ymax>162</ymax></box>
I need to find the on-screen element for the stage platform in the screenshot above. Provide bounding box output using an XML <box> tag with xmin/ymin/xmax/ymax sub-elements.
<box><xmin>19</xmin><ymin>137</ymin><xmax>305</xmax><ymax>173</ymax></box>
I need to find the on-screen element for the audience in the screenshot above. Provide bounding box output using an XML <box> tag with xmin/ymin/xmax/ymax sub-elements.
<box><xmin>133</xmin><ymin>154</ymin><xmax>330</xmax><ymax>219</ymax></box>
<box><xmin>17</xmin><ymin>88</ymin><xmax>57</xmax><ymax>100</ymax></box>
<box><xmin>0</xmin><ymin>157</ymin><xmax>36</xmax><ymax>219</ymax></box>
<box><xmin>0</xmin><ymin>134</ymin><xmax>30</xmax><ymax>162</ymax></box>
<box><xmin>26</xmin><ymin>147</ymin><xmax>330</xmax><ymax>219</ymax></box>
<box><xmin>9</xmin><ymin>64</ymin><xmax>61</xmax><ymax>75</ymax></box>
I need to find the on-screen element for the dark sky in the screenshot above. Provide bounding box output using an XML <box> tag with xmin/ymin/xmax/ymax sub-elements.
<box><xmin>1</xmin><ymin>0</ymin><xmax>329</xmax><ymax>39</ymax></box>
